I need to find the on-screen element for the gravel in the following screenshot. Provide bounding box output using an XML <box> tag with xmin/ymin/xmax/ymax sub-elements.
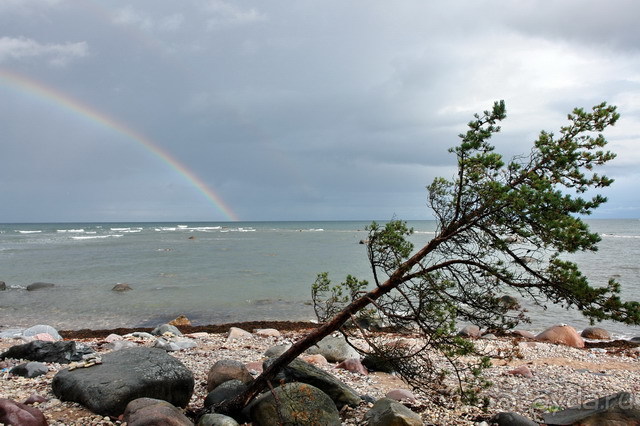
<box><xmin>1</xmin><ymin>328</ymin><xmax>639</xmax><ymax>425</ymax></box>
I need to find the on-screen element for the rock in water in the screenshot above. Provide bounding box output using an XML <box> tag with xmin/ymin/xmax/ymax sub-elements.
<box><xmin>169</xmin><ymin>314</ymin><xmax>192</xmax><ymax>326</ymax></box>
<box><xmin>581</xmin><ymin>326</ymin><xmax>612</xmax><ymax>340</ymax></box>
<box><xmin>26</xmin><ymin>282</ymin><xmax>55</xmax><ymax>291</ymax></box>
<box><xmin>249</xmin><ymin>383</ymin><xmax>341</xmax><ymax>426</ymax></box>
<box><xmin>0</xmin><ymin>281</ymin><xmax>6</xmax><ymax>291</ymax></box>
<box><xmin>0</xmin><ymin>341</ymin><xmax>93</xmax><ymax>364</ymax></box>
<box><xmin>111</xmin><ymin>283</ymin><xmax>132</xmax><ymax>291</ymax></box>
<box><xmin>52</xmin><ymin>347</ymin><xmax>194</xmax><ymax>417</ymax></box>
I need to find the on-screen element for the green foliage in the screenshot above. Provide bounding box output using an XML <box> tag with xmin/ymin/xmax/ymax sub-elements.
<box><xmin>311</xmin><ymin>101</ymin><xmax>638</xmax><ymax>406</ymax></box>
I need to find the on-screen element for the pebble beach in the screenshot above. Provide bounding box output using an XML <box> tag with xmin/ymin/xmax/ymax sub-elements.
<box><xmin>1</xmin><ymin>321</ymin><xmax>639</xmax><ymax>425</ymax></box>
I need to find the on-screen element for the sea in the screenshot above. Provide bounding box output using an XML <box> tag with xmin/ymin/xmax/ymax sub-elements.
<box><xmin>1</xmin><ymin>220</ymin><xmax>639</xmax><ymax>338</ymax></box>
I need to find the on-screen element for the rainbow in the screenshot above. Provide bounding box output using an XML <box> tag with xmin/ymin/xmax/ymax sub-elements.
<box><xmin>0</xmin><ymin>69</ymin><xmax>239</xmax><ymax>221</ymax></box>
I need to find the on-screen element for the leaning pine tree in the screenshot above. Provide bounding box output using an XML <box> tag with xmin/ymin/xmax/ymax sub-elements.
<box><xmin>215</xmin><ymin>101</ymin><xmax>640</xmax><ymax>415</ymax></box>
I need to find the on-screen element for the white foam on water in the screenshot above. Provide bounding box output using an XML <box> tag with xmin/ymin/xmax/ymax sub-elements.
<box><xmin>57</xmin><ymin>229</ymin><xmax>85</xmax><ymax>233</ymax></box>
<box><xmin>72</xmin><ymin>235</ymin><xmax>123</xmax><ymax>240</ymax></box>
<box><xmin>16</xmin><ymin>230</ymin><xmax>42</xmax><ymax>234</ymax></box>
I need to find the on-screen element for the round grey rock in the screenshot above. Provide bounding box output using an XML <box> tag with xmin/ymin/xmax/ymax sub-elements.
<box><xmin>250</xmin><ymin>383</ymin><xmax>341</xmax><ymax>426</ymax></box>
<box><xmin>198</xmin><ymin>413</ymin><xmax>240</xmax><ymax>426</ymax></box>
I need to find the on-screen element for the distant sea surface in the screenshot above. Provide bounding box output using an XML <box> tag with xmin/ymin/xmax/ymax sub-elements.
<box><xmin>1</xmin><ymin>220</ymin><xmax>638</xmax><ymax>337</ymax></box>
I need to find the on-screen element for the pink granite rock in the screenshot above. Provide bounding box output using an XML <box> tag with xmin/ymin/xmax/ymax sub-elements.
<box><xmin>386</xmin><ymin>389</ymin><xmax>417</xmax><ymax>403</ymax></box>
<box><xmin>507</xmin><ymin>365</ymin><xmax>533</xmax><ymax>378</ymax></box>
<box><xmin>336</xmin><ymin>358</ymin><xmax>368</xmax><ymax>375</ymax></box>
<box><xmin>0</xmin><ymin>398</ymin><xmax>48</xmax><ymax>426</ymax></box>
<box><xmin>536</xmin><ymin>325</ymin><xmax>585</xmax><ymax>348</ymax></box>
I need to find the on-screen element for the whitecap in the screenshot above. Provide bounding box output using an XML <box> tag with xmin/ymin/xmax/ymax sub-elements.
<box><xmin>72</xmin><ymin>234</ymin><xmax>123</xmax><ymax>240</ymax></box>
<box><xmin>57</xmin><ymin>229</ymin><xmax>85</xmax><ymax>233</ymax></box>
<box><xmin>16</xmin><ymin>230</ymin><xmax>42</xmax><ymax>234</ymax></box>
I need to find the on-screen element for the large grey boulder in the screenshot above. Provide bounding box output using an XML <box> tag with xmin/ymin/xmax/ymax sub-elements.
<box><xmin>362</xmin><ymin>398</ymin><xmax>422</xmax><ymax>425</ymax></box>
<box><xmin>52</xmin><ymin>347</ymin><xmax>194</xmax><ymax>417</ymax></box>
<box><xmin>204</xmin><ymin>380</ymin><xmax>248</xmax><ymax>409</ymax></box>
<box><xmin>543</xmin><ymin>392</ymin><xmax>640</xmax><ymax>425</ymax></box>
<box><xmin>306</xmin><ymin>334</ymin><xmax>359</xmax><ymax>362</ymax></box>
<box><xmin>0</xmin><ymin>340</ymin><xmax>93</xmax><ymax>364</ymax></box>
<box><xmin>122</xmin><ymin>397</ymin><xmax>193</xmax><ymax>426</ymax></box>
<box><xmin>263</xmin><ymin>357</ymin><xmax>361</xmax><ymax>409</ymax></box>
<box><xmin>249</xmin><ymin>382</ymin><xmax>341</xmax><ymax>426</ymax></box>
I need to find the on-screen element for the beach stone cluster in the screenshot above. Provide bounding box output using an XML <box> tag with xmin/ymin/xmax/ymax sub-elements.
<box><xmin>1</xmin><ymin>319</ymin><xmax>640</xmax><ymax>425</ymax></box>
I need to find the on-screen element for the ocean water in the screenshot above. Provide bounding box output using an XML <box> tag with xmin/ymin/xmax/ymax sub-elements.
<box><xmin>0</xmin><ymin>220</ymin><xmax>638</xmax><ymax>337</ymax></box>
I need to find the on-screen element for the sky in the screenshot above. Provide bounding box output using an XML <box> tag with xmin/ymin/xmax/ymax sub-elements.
<box><xmin>1</xmin><ymin>1</ymin><xmax>639</xmax><ymax>222</ymax></box>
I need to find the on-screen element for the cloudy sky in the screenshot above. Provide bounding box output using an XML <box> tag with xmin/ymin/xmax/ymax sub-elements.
<box><xmin>1</xmin><ymin>1</ymin><xmax>639</xmax><ymax>222</ymax></box>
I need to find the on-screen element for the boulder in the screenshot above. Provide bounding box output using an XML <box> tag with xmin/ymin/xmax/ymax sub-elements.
<box><xmin>10</xmin><ymin>362</ymin><xmax>48</xmax><ymax>378</ymax></box>
<box><xmin>198</xmin><ymin>413</ymin><xmax>240</xmax><ymax>426</ymax></box>
<box><xmin>301</xmin><ymin>354</ymin><xmax>329</xmax><ymax>366</ymax></box>
<box><xmin>581</xmin><ymin>327</ymin><xmax>612</xmax><ymax>340</ymax></box>
<box><xmin>52</xmin><ymin>347</ymin><xmax>194</xmax><ymax>417</ymax></box>
<box><xmin>543</xmin><ymin>391</ymin><xmax>640</xmax><ymax>425</ymax></box>
<box><xmin>26</xmin><ymin>282</ymin><xmax>55</xmax><ymax>291</ymax></box>
<box><xmin>499</xmin><ymin>295</ymin><xmax>521</xmax><ymax>310</ymax></box>
<box><xmin>0</xmin><ymin>340</ymin><xmax>93</xmax><ymax>364</ymax></box>
<box><xmin>306</xmin><ymin>334</ymin><xmax>360</xmax><ymax>362</ymax></box>
<box><xmin>154</xmin><ymin>337</ymin><xmax>197</xmax><ymax>352</ymax></box>
<box><xmin>263</xmin><ymin>357</ymin><xmax>361</xmax><ymax>409</ymax></box>
<box><xmin>151</xmin><ymin>323</ymin><xmax>183</xmax><ymax>336</ymax></box>
<box><xmin>227</xmin><ymin>327</ymin><xmax>252</xmax><ymax>341</ymax></box>
<box><xmin>385</xmin><ymin>389</ymin><xmax>417</xmax><ymax>403</ymax></box>
<box><xmin>336</xmin><ymin>358</ymin><xmax>368</xmax><ymax>375</ymax></box>
<box><xmin>0</xmin><ymin>398</ymin><xmax>48</xmax><ymax>426</ymax></box>
<box><xmin>492</xmin><ymin>411</ymin><xmax>538</xmax><ymax>425</ymax></box>
<box><xmin>206</xmin><ymin>359</ymin><xmax>253</xmax><ymax>392</ymax></box>
<box><xmin>264</xmin><ymin>343</ymin><xmax>291</xmax><ymax>358</ymax></box>
<box><xmin>512</xmin><ymin>330</ymin><xmax>536</xmax><ymax>339</ymax></box>
<box><xmin>536</xmin><ymin>325</ymin><xmax>585</xmax><ymax>348</ymax></box>
<box><xmin>204</xmin><ymin>380</ymin><xmax>248</xmax><ymax>409</ymax></box>
<box><xmin>362</xmin><ymin>352</ymin><xmax>396</xmax><ymax>373</ymax></box>
<box><xmin>0</xmin><ymin>281</ymin><xmax>6</xmax><ymax>291</ymax></box>
<box><xmin>122</xmin><ymin>397</ymin><xmax>192</xmax><ymax>426</ymax></box>
<box><xmin>254</xmin><ymin>328</ymin><xmax>280</xmax><ymax>337</ymax></box>
<box><xmin>507</xmin><ymin>365</ymin><xmax>533</xmax><ymax>378</ymax></box>
<box><xmin>23</xmin><ymin>395</ymin><xmax>48</xmax><ymax>405</ymax></box>
<box><xmin>362</xmin><ymin>397</ymin><xmax>422</xmax><ymax>426</ymax></box>
<box><xmin>458</xmin><ymin>325</ymin><xmax>481</xmax><ymax>338</ymax></box>
<box><xmin>107</xmin><ymin>340</ymin><xmax>138</xmax><ymax>351</ymax></box>
<box><xmin>169</xmin><ymin>315</ymin><xmax>192</xmax><ymax>327</ymax></box>
<box><xmin>23</xmin><ymin>325</ymin><xmax>62</xmax><ymax>340</ymax></box>
<box><xmin>249</xmin><ymin>382</ymin><xmax>341</xmax><ymax>426</ymax></box>
<box><xmin>112</xmin><ymin>283</ymin><xmax>132</xmax><ymax>291</ymax></box>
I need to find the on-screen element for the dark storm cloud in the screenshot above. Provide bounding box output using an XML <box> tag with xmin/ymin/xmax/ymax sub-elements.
<box><xmin>1</xmin><ymin>1</ymin><xmax>639</xmax><ymax>221</ymax></box>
